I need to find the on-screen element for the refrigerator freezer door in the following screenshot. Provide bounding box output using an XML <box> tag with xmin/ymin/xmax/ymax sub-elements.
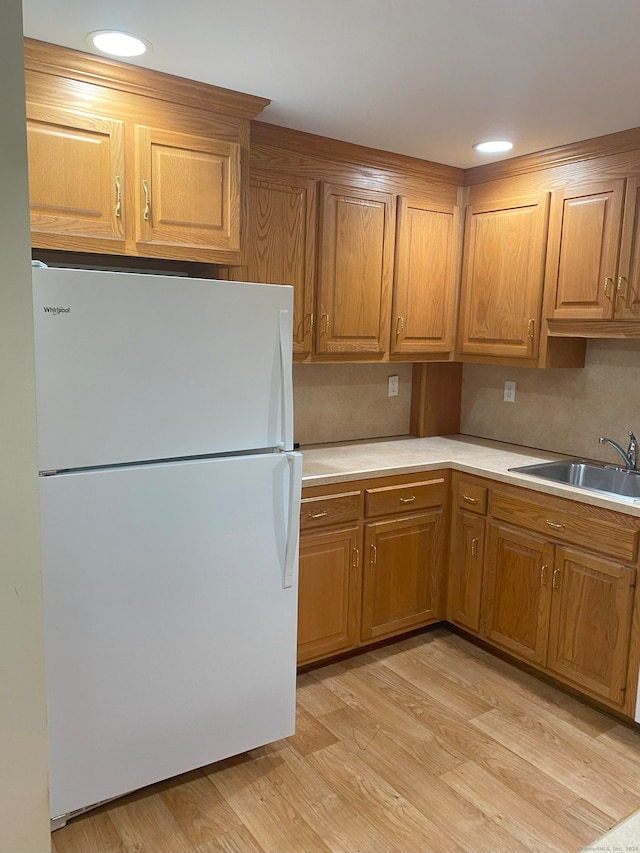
<box><xmin>32</xmin><ymin>267</ymin><xmax>294</xmax><ymax>471</ymax></box>
<box><xmin>40</xmin><ymin>453</ymin><xmax>299</xmax><ymax>821</ymax></box>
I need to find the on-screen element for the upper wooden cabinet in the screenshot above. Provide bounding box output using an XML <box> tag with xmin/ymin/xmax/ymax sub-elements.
<box><xmin>545</xmin><ymin>180</ymin><xmax>625</xmax><ymax>320</ymax></box>
<box><xmin>316</xmin><ymin>182</ymin><xmax>395</xmax><ymax>356</ymax></box>
<box><xmin>26</xmin><ymin>103</ymin><xmax>126</xmax><ymax>254</ymax></box>
<box><xmin>391</xmin><ymin>196</ymin><xmax>460</xmax><ymax>356</ymax></box>
<box><xmin>24</xmin><ymin>39</ymin><xmax>268</xmax><ymax>264</ymax></box>
<box><xmin>231</xmin><ymin>170</ymin><xmax>316</xmax><ymax>355</ymax></box>
<box><xmin>545</xmin><ymin>178</ymin><xmax>640</xmax><ymax>322</ymax></box>
<box><xmin>132</xmin><ymin>125</ymin><xmax>241</xmax><ymax>259</ymax></box>
<box><xmin>457</xmin><ymin>193</ymin><xmax>550</xmax><ymax>360</ymax></box>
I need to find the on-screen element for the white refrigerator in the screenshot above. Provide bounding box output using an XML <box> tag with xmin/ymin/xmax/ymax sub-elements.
<box><xmin>31</xmin><ymin>266</ymin><xmax>302</xmax><ymax>828</ymax></box>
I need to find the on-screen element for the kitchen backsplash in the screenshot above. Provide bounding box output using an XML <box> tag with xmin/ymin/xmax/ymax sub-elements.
<box><xmin>461</xmin><ymin>339</ymin><xmax>640</xmax><ymax>463</ymax></box>
<box><xmin>293</xmin><ymin>362</ymin><xmax>412</xmax><ymax>445</ymax></box>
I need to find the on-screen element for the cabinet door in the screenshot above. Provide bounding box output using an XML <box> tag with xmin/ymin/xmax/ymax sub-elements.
<box><xmin>391</xmin><ymin>197</ymin><xmax>460</xmax><ymax>355</ymax></box>
<box><xmin>547</xmin><ymin>180</ymin><xmax>625</xmax><ymax>320</ymax></box>
<box><xmin>483</xmin><ymin>523</ymin><xmax>553</xmax><ymax>665</ymax></box>
<box><xmin>458</xmin><ymin>194</ymin><xmax>549</xmax><ymax>359</ymax></box>
<box><xmin>317</xmin><ymin>182</ymin><xmax>394</xmax><ymax>355</ymax></box>
<box><xmin>616</xmin><ymin>177</ymin><xmax>640</xmax><ymax>320</ymax></box>
<box><xmin>297</xmin><ymin>526</ymin><xmax>361</xmax><ymax>665</ymax></box>
<box><xmin>547</xmin><ymin>547</ymin><xmax>635</xmax><ymax>706</ymax></box>
<box><xmin>134</xmin><ymin>125</ymin><xmax>241</xmax><ymax>260</ymax></box>
<box><xmin>362</xmin><ymin>510</ymin><xmax>444</xmax><ymax>641</ymax></box>
<box><xmin>26</xmin><ymin>103</ymin><xmax>125</xmax><ymax>253</ymax></box>
<box><xmin>448</xmin><ymin>510</ymin><xmax>485</xmax><ymax>634</ymax></box>
<box><xmin>236</xmin><ymin>172</ymin><xmax>316</xmax><ymax>355</ymax></box>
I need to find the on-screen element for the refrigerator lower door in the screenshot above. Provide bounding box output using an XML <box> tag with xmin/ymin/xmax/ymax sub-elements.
<box><xmin>39</xmin><ymin>452</ymin><xmax>300</xmax><ymax>822</ymax></box>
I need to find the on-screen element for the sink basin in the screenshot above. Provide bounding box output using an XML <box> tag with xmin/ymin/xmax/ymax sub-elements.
<box><xmin>509</xmin><ymin>459</ymin><xmax>640</xmax><ymax>499</ymax></box>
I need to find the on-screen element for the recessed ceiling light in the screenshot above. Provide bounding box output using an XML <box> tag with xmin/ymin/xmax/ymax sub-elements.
<box><xmin>473</xmin><ymin>140</ymin><xmax>514</xmax><ymax>154</ymax></box>
<box><xmin>87</xmin><ymin>31</ymin><xmax>151</xmax><ymax>58</ymax></box>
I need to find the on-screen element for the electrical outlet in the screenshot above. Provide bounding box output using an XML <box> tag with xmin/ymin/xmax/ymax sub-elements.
<box><xmin>388</xmin><ymin>375</ymin><xmax>399</xmax><ymax>397</ymax></box>
<box><xmin>503</xmin><ymin>380</ymin><xmax>516</xmax><ymax>403</ymax></box>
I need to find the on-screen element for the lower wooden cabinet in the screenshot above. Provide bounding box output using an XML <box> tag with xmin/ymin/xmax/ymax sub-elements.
<box><xmin>297</xmin><ymin>471</ymin><xmax>448</xmax><ymax>665</ymax></box>
<box><xmin>547</xmin><ymin>547</ymin><xmax>635</xmax><ymax>705</ymax></box>
<box><xmin>482</xmin><ymin>499</ymin><xmax>637</xmax><ymax>709</ymax></box>
<box><xmin>297</xmin><ymin>526</ymin><xmax>360</xmax><ymax>665</ymax></box>
<box><xmin>448</xmin><ymin>509</ymin><xmax>485</xmax><ymax>633</ymax></box>
<box><xmin>297</xmin><ymin>469</ymin><xmax>640</xmax><ymax>719</ymax></box>
<box><xmin>362</xmin><ymin>510</ymin><xmax>444</xmax><ymax>641</ymax></box>
<box><xmin>483</xmin><ymin>523</ymin><xmax>554</xmax><ymax>665</ymax></box>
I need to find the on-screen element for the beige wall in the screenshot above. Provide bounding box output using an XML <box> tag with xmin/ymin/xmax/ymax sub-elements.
<box><xmin>461</xmin><ymin>339</ymin><xmax>640</xmax><ymax>464</ymax></box>
<box><xmin>0</xmin><ymin>3</ymin><xmax>51</xmax><ymax>850</ymax></box>
<box><xmin>293</xmin><ymin>362</ymin><xmax>413</xmax><ymax>445</ymax></box>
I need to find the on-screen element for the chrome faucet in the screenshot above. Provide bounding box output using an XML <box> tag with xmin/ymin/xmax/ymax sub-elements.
<box><xmin>598</xmin><ymin>431</ymin><xmax>638</xmax><ymax>471</ymax></box>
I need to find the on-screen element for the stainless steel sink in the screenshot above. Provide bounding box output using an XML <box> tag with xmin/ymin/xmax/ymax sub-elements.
<box><xmin>508</xmin><ymin>459</ymin><xmax>640</xmax><ymax>499</ymax></box>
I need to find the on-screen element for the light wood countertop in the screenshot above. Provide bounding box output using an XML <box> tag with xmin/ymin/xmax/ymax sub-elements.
<box><xmin>300</xmin><ymin>434</ymin><xmax>640</xmax><ymax>517</ymax></box>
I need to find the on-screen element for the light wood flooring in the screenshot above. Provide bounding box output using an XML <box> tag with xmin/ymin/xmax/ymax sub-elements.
<box><xmin>51</xmin><ymin>628</ymin><xmax>640</xmax><ymax>853</ymax></box>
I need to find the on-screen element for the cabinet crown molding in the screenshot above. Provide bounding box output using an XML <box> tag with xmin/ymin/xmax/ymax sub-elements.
<box><xmin>24</xmin><ymin>38</ymin><xmax>270</xmax><ymax>120</ymax></box>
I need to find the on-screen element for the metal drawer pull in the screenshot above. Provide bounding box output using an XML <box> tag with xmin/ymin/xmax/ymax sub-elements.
<box><xmin>617</xmin><ymin>276</ymin><xmax>627</xmax><ymax>304</ymax></box>
<box><xmin>471</xmin><ymin>537</ymin><xmax>479</xmax><ymax>557</ymax></box>
<box><xmin>527</xmin><ymin>318</ymin><xmax>535</xmax><ymax>338</ymax></box>
<box><xmin>352</xmin><ymin>548</ymin><xmax>360</xmax><ymax>568</ymax></box>
<box><xmin>462</xmin><ymin>494</ymin><xmax>478</xmax><ymax>504</ymax></box>
<box><xmin>320</xmin><ymin>313</ymin><xmax>330</xmax><ymax>335</ymax></box>
<box><xmin>540</xmin><ymin>564</ymin><xmax>549</xmax><ymax>585</ymax></box>
<box><xmin>370</xmin><ymin>544</ymin><xmax>377</xmax><ymax>564</ymax></box>
<box><xmin>604</xmin><ymin>276</ymin><xmax>614</xmax><ymax>298</ymax></box>
<box><xmin>396</xmin><ymin>316</ymin><xmax>405</xmax><ymax>338</ymax></box>
<box><xmin>545</xmin><ymin>520</ymin><xmax>565</xmax><ymax>530</ymax></box>
<box><xmin>115</xmin><ymin>175</ymin><xmax>121</xmax><ymax>217</ymax></box>
<box><xmin>553</xmin><ymin>568</ymin><xmax>561</xmax><ymax>590</ymax></box>
<box><xmin>143</xmin><ymin>179</ymin><xmax>151</xmax><ymax>221</ymax></box>
<box><xmin>308</xmin><ymin>510</ymin><xmax>328</xmax><ymax>519</ymax></box>
<box><xmin>400</xmin><ymin>495</ymin><xmax>416</xmax><ymax>504</ymax></box>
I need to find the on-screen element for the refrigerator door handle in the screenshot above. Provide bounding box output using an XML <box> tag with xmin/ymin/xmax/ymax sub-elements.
<box><xmin>278</xmin><ymin>309</ymin><xmax>294</xmax><ymax>451</ymax></box>
<box><xmin>282</xmin><ymin>451</ymin><xmax>303</xmax><ymax>589</ymax></box>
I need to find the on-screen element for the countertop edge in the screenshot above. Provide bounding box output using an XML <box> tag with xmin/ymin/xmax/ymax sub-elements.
<box><xmin>299</xmin><ymin>435</ymin><xmax>640</xmax><ymax>518</ymax></box>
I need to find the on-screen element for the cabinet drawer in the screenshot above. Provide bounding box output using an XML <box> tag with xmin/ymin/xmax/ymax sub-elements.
<box><xmin>490</xmin><ymin>488</ymin><xmax>639</xmax><ymax>563</ymax></box>
<box><xmin>455</xmin><ymin>480</ymin><xmax>487</xmax><ymax>515</ymax></box>
<box><xmin>365</xmin><ymin>475</ymin><xmax>447</xmax><ymax>518</ymax></box>
<box><xmin>300</xmin><ymin>491</ymin><xmax>361</xmax><ymax>531</ymax></box>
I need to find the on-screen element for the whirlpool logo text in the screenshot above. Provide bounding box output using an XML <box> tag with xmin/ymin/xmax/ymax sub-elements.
<box><xmin>43</xmin><ymin>306</ymin><xmax>71</xmax><ymax>315</ymax></box>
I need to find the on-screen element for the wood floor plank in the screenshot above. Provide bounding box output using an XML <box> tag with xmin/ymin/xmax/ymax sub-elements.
<box><xmin>355</xmin><ymin>660</ymin><xmax>581</xmax><ymax>817</ymax></box>
<box><xmin>471</xmin><ymin>707</ymin><xmax>640</xmax><ymax>819</ymax></box>
<box><xmin>441</xmin><ymin>759</ymin><xmax>580</xmax><ymax>853</ymax></box>
<box><xmin>373</xmin><ymin>642</ymin><xmax>497</xmax><ymax>720</ymax></box>
<box><xmin>287</xmin><ymin>702</ymin><xmax>339</xmax><ymax>757</ymax></box>
<box><xmin>477</xmin><ymin>694</ymin><xmax>640</xmax><ymax>796</ymax></box>
<box><xmin>262</xmin><ymin>744</ymin><xmax>401</xmax><ymax>853</ymax></box>
<box><xmin>319</xmin><ymin>704</ymin><xmax>530</xmax><ymax>853</ymax></box>
<box><xmin>370</xmin><ymin>630</ymin><xmax>492</xmax><ymax>688</ymax></box>
<box><xmin>157</xmin><ymin>769</ymin><xmax>242</xmax><ymax>847</ymax></box>
<box><xmin>49</xmin><ymin>811</ymin><xmax>126</xmax><ymax>853</ymax></box>
<box><xmin>471</xmin><ymin>667</ymin><xmax>618</xmax><ymax>738</ymax></box>
<box><xmin>193</xmin><ymin>825</ymin><xmax>264</xmax><ymax>853</ymax></box>
<box><xmin>206</xmin><ymin>749</ymin><xmax>332</xmax><ymax>853</ymax></box>
<box><xmin>553</xmin><ymin>798</ymin><xmax>616</xmax><ymax>847</ymax></box>
<box><xmin>315</xmin><ymin>661</ymin><xmax>469</xmax><ymax>775</ymax></box>
<box><xmin>106</xmin><ymin>789</ymin><xmax>194</xmax><ymax>853</ymax></box>
<box><xmin>306</xmin><ymin>740</ymin><xmax>461</xmax><ymax>853</ymax></box>
<box><xmin>295</xmin><ymin>670</ymin><xmax>347</xmax><ymax>716</ymax></box>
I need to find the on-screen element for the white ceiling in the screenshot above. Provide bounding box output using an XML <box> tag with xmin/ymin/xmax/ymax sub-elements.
<box><xmin>20</xmin><ymin>0</ymin><xmax>640</xmax><ymax>169</ymax></box>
